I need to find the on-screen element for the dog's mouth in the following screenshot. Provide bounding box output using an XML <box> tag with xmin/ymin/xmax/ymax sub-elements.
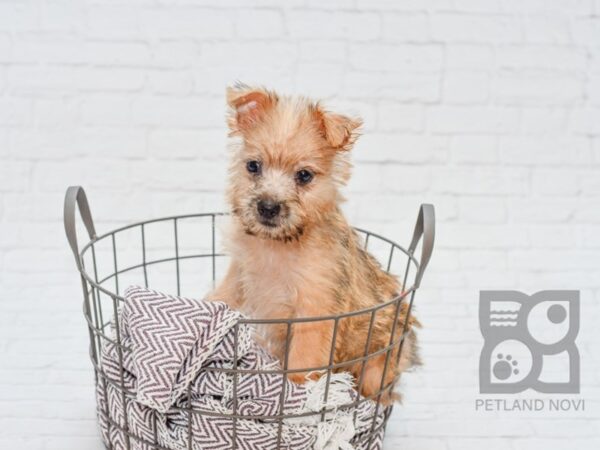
<box><xmin>258</xmin><ymin>217</ymin><xmax>279</xmax><ymax>228</ymax></box>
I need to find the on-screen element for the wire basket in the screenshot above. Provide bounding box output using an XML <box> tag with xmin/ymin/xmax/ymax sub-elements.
<box><xmin>64</xmin><ymin>186</ymin><xmax>435</xmax><ymax>450</ymax></box>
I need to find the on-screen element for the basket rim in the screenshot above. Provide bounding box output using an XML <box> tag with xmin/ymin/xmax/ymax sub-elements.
<box><xmin>76</xmin><ymin>211</ymin><xmax>421</xmax><ymax>324</ymax></box>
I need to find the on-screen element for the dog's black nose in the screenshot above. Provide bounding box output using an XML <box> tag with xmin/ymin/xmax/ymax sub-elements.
<box><xmin>257</xmin><ymin>199</ymin><xmax>281</xmax><ymax>219</ymax></box>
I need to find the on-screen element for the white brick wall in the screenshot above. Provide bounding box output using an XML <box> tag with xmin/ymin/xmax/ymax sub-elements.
<box><xmin>1</xmin><ymin>0</ymin><xmax>599</xmax><ymax>449</ymax></box>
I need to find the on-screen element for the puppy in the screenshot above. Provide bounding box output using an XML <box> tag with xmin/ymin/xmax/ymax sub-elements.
<box><xmin>209</xmin><ymin>85</ymin><xmax>419</xmax><ymax>402</ymax></box>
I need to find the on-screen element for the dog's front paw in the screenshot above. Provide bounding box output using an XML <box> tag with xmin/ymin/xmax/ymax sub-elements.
<box><xmin>288</xmin><ymin>372</ymin><xmax>309</xmax><ymax>384</ymax></box>
<box><xmin>287</xmin><ymin>371</ymin><xmax>322</xmax><ymax>384</ymax></box>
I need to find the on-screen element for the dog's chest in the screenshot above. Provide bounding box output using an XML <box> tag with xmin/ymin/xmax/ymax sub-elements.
<box><xmin>238</xmin><ymin>242</ymin><xmax>334</xmax><ymax>319</ymax></box>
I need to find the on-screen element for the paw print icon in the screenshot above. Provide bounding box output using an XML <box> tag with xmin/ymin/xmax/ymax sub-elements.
<box><xmin>479</xmin><ymin>290</ymin><xmax>579</xmax><ymax>394</ymax></box>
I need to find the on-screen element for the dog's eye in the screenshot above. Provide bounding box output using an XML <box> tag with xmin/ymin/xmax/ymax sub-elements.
<box><xmin>296</xmin><ymin>169</ymin><xmax>314</xmax><ymax>185</ymax></box>
<box><xmin>246</xmin><ymin>160</ymin><xmax>261</xmax><ymax>174</ymax></box>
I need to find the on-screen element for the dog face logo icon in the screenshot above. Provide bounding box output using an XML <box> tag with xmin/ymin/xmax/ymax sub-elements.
<box><xmin>479</xmin><ymin>291</ymin><xmax>580</xmax><ymax>394</ymax></box>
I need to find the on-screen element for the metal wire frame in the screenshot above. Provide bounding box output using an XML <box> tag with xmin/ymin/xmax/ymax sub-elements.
<box><xmin>64</xmin><ymin>186</ymin><xmax>435</xmax><ymax>450</ymax></box>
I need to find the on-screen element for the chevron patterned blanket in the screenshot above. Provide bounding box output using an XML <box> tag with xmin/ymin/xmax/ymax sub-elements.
<box><xmin>96</xmin><ymin>286</ymin><xmax>387</xmax><ymax>450</ymax></box>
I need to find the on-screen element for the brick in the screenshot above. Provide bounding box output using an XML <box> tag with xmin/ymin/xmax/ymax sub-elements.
<box><xmin>33</xmin><ymin>99</ymin><xmax>79</xmax><ymax>127</ymax></box>
<box><xmin>40</xmin><ymin>1</ymin><xmax>85</xmax><ymax>33</ymax></box>
<box><xmin>385</xmin><ymin>437</ymin><xmax>448</xmax><ymax>450</ymax></box>
<box><xmin>443</xmin><ymin>71</ymin><xmax>489</xmax><ymax>104</ymax></box>
<box><xmin>294</xmin><ymin>62</ymin><xmax>345</xmax><ymax>97</ymax></box>
<box><xmin>509</xmin><ymin>249</ymin><xmax>600</xmax><ymax>270</ymax></box>
<box><xmin>349</xmin><ymin>43</ymin><xmax>443</xmax><ymax>72</ymax></box>
<box><xmin>459</xmin><ymin>197</ymin><xmax>506</xmax><ymax>223</ymax></box>
<box><xmin>431</xmin><ymin>167</ymin><xmax>529</xmax><ymax>195</ymax></box>
<box><xmin>85</xmin><ymin>41</ymin><xmax>152</xmax><ymax>67</ymax></box>
<box><xmin>84</xmin><ymin>5</ymin><xmax>141</xmax><ymax>39</ymax></box>
<box><xmin>347</xmin><ymin>193</ymin><xmax>443</xmax><ymax>223</ymax></box>
<box><xmin>141</xmin><ymin>8</ymin><xmax>234</xmax><ymax>39</ymax></box>
<box><xmin>287</xmin><ymin>11</ymin><xmax>380</xmax><ymax>41</ymax></box>
<box><xmin>235</xmin><ymin>9</ymin><xmax>284</xmax><ymax>39</ymax></box>
<box><xmin>10</xmin><ymin>130</ymin><xmax>80</xmax><ymax>159</ymax></box>
<box><xmin>0</xmin><ymin>65</ymin><xmax>5</xmax><ymax>92</ymax></box>
<box><xmin>495</xmin><ymin>73</ymin><xmax>583</xmax><ymax>106</ymax></box>
<box><xmin>520</xmin><ymin>107</ymin><xmax>569</xmax><ymax>134</ymax></box>
<box><xmin>496</xmin><ymin>46</ymin><xmax>587</xmax><ymax>71</ymax></box>
<box><xmin>79</xmin><ymin>128</ymin><xmax>147</xmax><ymax>159</ymax></box>
<box><xmin>595</xmin><ymin>138</ymin><xmax>600</xmax><ymax>163</ymax></box>
<box><xmin>579</xmin><ymin>225</ymin><xmax>600</xmax><ymax>247</ymax></box>
<box><xmin>7</xmin><ymin>66</ymin><xmax>78</xmax><ymax>93</ymax></box>
<box><xmin>9</xmin><ymin>128</ymin><xmax>146</xmax><ymax>160</ymax></box>
<box><xmin>500</xmin><ymin>0</ymin><xmax>594</xmax><ymax>14</ymax></box>
<box><xmin>499</xmin><ymin>136</ymin><xmax>592</xmax><ymax>165</ymax></box>
<box><xmin>575</xmin><ymin>199</ymin><xmax>600</xmax><ymax>223</ymax></box>
<box><xmin>515</xmin><ymin>439</ymin><xmax>600</xmax><ymax>450</ymax></box>
<box><xmin>81</xmin><ymin>96</ymin><xmax>131</xmax><ymax>126</ymax></box>
<box><xmin>521</xmin><ymin>271</ymin><xmax>600</xmax><ymax>290</ymax></box>
<box><xmin>431</xmin><ymin>13</ymin><xmax>523</xmax><ymax>43</ymax></box>
<box><xmin>572</xmin><ymin>17</ymin><xmax>600</xmax><ymax>46</ymax></box>
<box><xmin>132</xmin><ymin>160</ymin><xmax>226</xmax><ymax>192</ymax></box>
<box><xmin>450</xmin><ymin>0</ymin><xmax>504</xmax><ymax>13</ymax></box>
<box><xmin>7</xmin><ymin>66</ymin><xmax>145</xmax><ymax>93</ymax></box>
<box><xmin>9</xmin><ymin>37</ymin><xmax>85</xmax><ymax>65</ymax></box>
<box><xmin>402</xmin><ymin>418</ymin><xmax>534</xmax><ymax>437</ymax></box>
<box><xmin>0</xmin><ymin>99</ymin><xmax>31</xmax><ymax>125</ymax></box>
<box><xmin>380</xmin><ymin>165</ymin><xmax>432</xmax><ymax>192</ymax></box>
<box><xmin>523</xmin><ymin>16</ymin><xmax>571</xmax><ymax>44</ymax></box>
<box><xmin>132</xmin><ymin>97</ymin><xmax>224</xmax><ymax>128</ymax></box>
<box><xmin>532</xmin><ymin>169</ymin><xmax>579</xmax><ymax>195</ymax></box>
<box><xmin>344</xmin><ymin>70</ymin><xmax>441</xmax><ymax>102</ymax></box>
<box><xmin>151</xmin><ymin>42</ymin><xmax>200</xmax><ymax>69</ymax></box>
<box><xmin>445</xmin><ymin>45</ymin><xmax>494</xmax><ymax>70</ymax></box>
<box><xmin>346</xmin><ymin>163</ymin><xmax>382</xmax><ymax>193</ymax></box>
<box><xmin>0</xmin><ymin>129</ymin><xmax>8</xmax><ymax>157</ymax></box>
<box><xmin>580</xmin><ymin>169</ymin><xmax>600</xmax><ymax>195</ymax></box>
<box><xmin>450</xmin><ymin>135</ymin><xmax>497</xmax><ymax>163</ymax></box>
<box><xmin>355</xmin><ymin>0</ymin><xmax>448</xmax><ymax>11</ymax></box>
<box><xmin>377</xmin><ymin>103</ymin><xmax>425</xmax><ymax>132</ymax></box>
<box><xmin>509</xmin><ymin>198</ymin><xmax>577</xmax><ymax>223</ymax></box>
<box><xmin>570</xmin><ymin>107</ymin><xmax>600</xmax><ymax>135</ymax></box>
<box><xmin>0</xmin><ymin>162</ymin><xmax>30</xmax><ymax>192</ymax></box>
<box><xmin>146</xmin><ymin>70</ymin><xmax>194</xmax><ymax>96</ymax></box>
<box><xmin>148</xmin><ymin>129</ymin><xmax>227</xmax><ymax>160</ymax></box>
<box><xmin>306</xmin><ymin>0</ymin><xmax>355</xmax><ymax>9</ymax></box>
<box><xmin>588</xmin><ymin>75</ymin><xmax>600</xmax><ymax>105</ymax></box>
<box><xmin>201</xmin><ymin>42</ymin><xmax>298</xmax><ymax>69</ymax></box>
<box><xmin>299</xmin><ymin>41</ymin><xmax>346</xmax><ymax>62</ymax></box>
<box><xmin>0</xmin><ymin>2</ymin><xmax>38</xmax><ymax>32</ymax></box>
<box><xmin>79</xmin><ymin>67</ymin><xmax>145</xmax><ymax>92</ymax></box>
<box><xmin>354</xmin><ymin>134</ymin><xmax>449</xmax><ymax>164</ymax></box>
<box><xmin>459</xmin><ymin>249</ymin><xmax>507</xmax><ymax>269</ymax></box>
<box><xmin>448</xmin><ymin>438</ymin><xmax>519</xmax><ymax>450</ymax></box>
<box><xmin>382</xmin><ymin>13</ymin><xmax>429</xmax><ymax>42</ymax></box>
<box><xmin>32</xmin><ymin>160</ymin><xmax>132</xmax><ymax>193</ymax></box>
<box><xmin>529</xmin><ymin>225</ymin><xmax>578</xmax><ymax>248</ymax></box>
<box><xmin>0</xmin><ymin>33</ymin><xmax>10</xmax><ymax>62</ymax></box>
<box><xmin>428</xmin><ymin>106</ymin><xmax>520</xmax><ymax>134</ymax></box>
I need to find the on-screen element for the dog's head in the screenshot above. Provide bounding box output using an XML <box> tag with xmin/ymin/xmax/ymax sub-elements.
<box><xmin>225</xmin><ymin>84</ymin><xmax>362</xmax><ymax>242</ymax></box>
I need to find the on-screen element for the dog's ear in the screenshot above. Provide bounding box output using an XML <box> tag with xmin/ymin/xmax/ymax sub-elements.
<box><xmin>314</xmin><ymin>106</ymin><xmax>362</xmax><ymax>151</ymax></box>
<box><xmin>227</xmin><ymin>85</ymin><xmax>278</xmax><ymax>133</ymax></box>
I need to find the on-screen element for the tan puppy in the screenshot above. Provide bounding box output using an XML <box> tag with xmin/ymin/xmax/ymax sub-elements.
<box><xmin>209</xmin><ymin>85</ymin><xmax>419</xmax><ymax>401</ymax></box>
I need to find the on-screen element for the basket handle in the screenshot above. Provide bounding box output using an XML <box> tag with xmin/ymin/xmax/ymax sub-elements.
<box><xmin>64</xmin><ymin>186</ymin><xmax>97</xmax><ymax>269</ymax></box>
<box><xmin>408</xmin><ymin>204</ymin><xmax>435</xmax><ymax>288</ymax></box>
